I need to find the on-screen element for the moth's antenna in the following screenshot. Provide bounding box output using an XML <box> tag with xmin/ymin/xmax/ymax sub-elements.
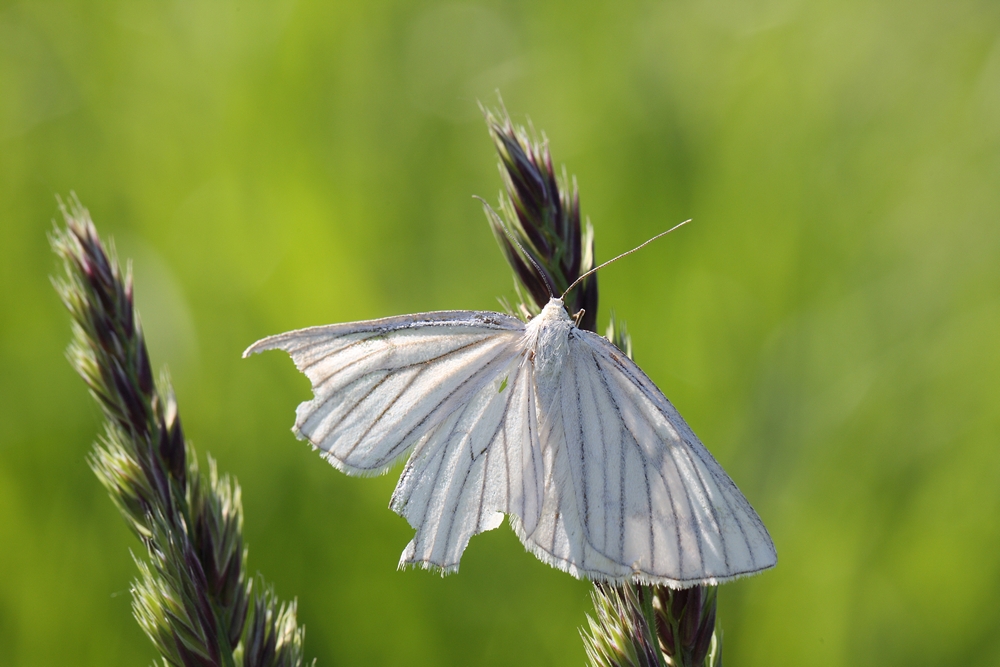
<box><xmin>474</xmin><ymin>195</ymin><xmax>557</xmax><ymax>298</ymax></box>
<box><xmin>562</xmin><ymin>219</ymin><xmax>691</xmax><ymax>300</ymax></box>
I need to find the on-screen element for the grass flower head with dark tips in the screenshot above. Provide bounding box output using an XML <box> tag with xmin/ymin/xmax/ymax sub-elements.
<box><xmin>53</xmin><ymin>195</ymin><xmax>312</xmax><ymax>667</ymax></box>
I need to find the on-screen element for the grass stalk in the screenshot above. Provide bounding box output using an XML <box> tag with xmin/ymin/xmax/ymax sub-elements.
<box><xmin>52</xmin><ymin>196</ymin><xmax>312</xmax><ymax>667</ymax></box>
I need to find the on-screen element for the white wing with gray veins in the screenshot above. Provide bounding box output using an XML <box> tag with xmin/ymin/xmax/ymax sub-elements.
<box><xmin>244</xmin><ymin>311</ymin><xmax>545</xmax><ymax>571</ymax></box>
<box><xmin>517</xmin><ymin>328</ymin><xmax>776</xmax><ymax>586</ymax></box>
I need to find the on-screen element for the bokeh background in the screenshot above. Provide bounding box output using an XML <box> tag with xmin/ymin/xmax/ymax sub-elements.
<box><xmin>3</xmin><ymin>1</ymin><xmax>1000</xmax><ymax>665</ymax></box>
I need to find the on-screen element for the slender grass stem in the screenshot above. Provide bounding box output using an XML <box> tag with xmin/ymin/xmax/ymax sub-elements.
<box><xmin>52</xmin><ymin>195</ymin><xmax>312</xmax><ymax>667</ymax></box>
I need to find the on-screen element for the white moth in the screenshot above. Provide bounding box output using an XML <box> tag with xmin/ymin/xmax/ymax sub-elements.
<box><xmin>245</xmin><ymin>293</ymin><xmax>777</xmax><ymax>588</ymax></box>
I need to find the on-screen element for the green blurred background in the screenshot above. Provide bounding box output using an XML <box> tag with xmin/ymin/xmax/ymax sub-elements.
<box><xmin>3</xmin><ymin>0</ymin><xmax>1000</xmax><ymax>665</ymax></box>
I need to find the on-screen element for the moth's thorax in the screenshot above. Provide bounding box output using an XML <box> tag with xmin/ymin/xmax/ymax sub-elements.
<box><xmin>526</xmin><ymin>298</ymin><xmax>573</xmax><ymax>394</ymax></box>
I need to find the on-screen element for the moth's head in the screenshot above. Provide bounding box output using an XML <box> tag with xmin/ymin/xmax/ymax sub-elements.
<box><xmin>542</xmin><ymin>296</ymin><xmax>565</xmax><ymax>313</ymax></box>
<box><xmin>535</xmin><ymin>297</ymin><xmax>572</xmax><ymax>326</ymax></box>
<box><xmin>525</xmin><ymin>297</ymin><xmax>575</xmax><ymax>354</ymax></box>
